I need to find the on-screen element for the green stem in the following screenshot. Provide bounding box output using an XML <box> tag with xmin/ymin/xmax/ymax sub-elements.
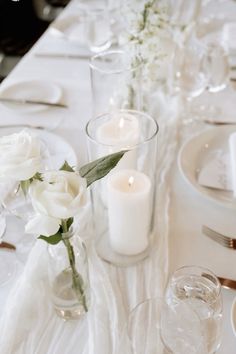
<box><xmin>62</xmin><ymin>220</ymin><xmax>88</xmax><ymax>313</ymax></box>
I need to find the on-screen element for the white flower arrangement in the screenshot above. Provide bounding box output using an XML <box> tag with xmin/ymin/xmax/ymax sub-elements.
<box><xmin>121</xmin><ymin>0</ymin><xmax>174</xmax><ymax>92</ymax></box>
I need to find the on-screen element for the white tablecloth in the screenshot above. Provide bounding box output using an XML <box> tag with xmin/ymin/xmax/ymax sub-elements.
<box><xmin>0</xmin><ymin>1</ymin><xmax>236</xmax><ymax>353</ymax></box>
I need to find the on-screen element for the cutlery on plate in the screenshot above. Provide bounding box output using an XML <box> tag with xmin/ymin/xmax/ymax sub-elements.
<box><xmin>0</xmin><ymin>124</ymin><xmax>45</xmax><ymax>130</ymax></box>
<box><xmin>0</xmin><ymin>97</ymin><xmax>68</xmax><ymax>108</ymax></box>
<box><xmin>202</xmin><ymin>225</ymin><xmax>236</xmax><ymax>249</ymax></box>
<box><xmin>202</xmin><ymin>272</ymin><xmax>236</xmax><ymax>290</ymax></box>
<box><xmin>218</xmin><ymin>276</ymin><xmax>236</xmax><ymax>290</ymax></box>
<box><xmin>35</xmin><ymin>53</ymin><xmax>91</xmax><ymax>60</ymax></box>
<box><xmin>203</xmin><ymin>119</ymin><xmax>236</xmax><ymax>125</ymax></box>
<box><xmin>0</xmin><ymin>241</ymin><xmax>16</xmax><ymax>250</ymax></box>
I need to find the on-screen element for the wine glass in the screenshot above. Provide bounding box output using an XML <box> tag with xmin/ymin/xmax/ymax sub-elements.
<box><xmin>161</xmin><ymin>266</ymin><xmax>223</xmax><ymax>354</ymax></box>
<box><xmin>121</xmin><ymin>296</ymin><xmax>207</xmax><ymax>354</ymax></box>
<box><xmin>173</xmin><ymin>37</ymin><xmax>208</xmax><ymax>124</ymax></box>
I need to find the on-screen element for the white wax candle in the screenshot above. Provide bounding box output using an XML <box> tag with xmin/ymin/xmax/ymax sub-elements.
<box><xmin>96</xmin><ymin>113</ymin><xmax>139</xmax><ymax>169</ymax></box>
<box><xmin>229</xmin><ymin>132</ymin><xmax>236</xmax><ymax>197</ymax></box>
<box><xmin>107</xmin><ymin>169</ymin><xmax>151</xmax><ymax>255</ymax></box>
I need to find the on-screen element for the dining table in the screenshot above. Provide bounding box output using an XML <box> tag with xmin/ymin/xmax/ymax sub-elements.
<box><xmin>0</xmin><ymin>0</ymin><xmax>236</xmax><ymax>353</ymax></box>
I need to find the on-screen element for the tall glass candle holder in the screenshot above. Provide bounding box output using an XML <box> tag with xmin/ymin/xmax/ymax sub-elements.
<box><xmin>89</xmin><ymin>50</ymin><xmax>143</xmax><ymax>117</ymax></box>
<box><xmin>86</xmin><ymin>109</ymin><xmax>158</xmax><ymax>266</ymax></box>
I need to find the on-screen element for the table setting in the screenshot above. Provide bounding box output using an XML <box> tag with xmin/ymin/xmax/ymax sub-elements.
<box><xmin>0</xmin><ymin>0</ymin><xmax>236</xmax><ymax>353</ymax></box>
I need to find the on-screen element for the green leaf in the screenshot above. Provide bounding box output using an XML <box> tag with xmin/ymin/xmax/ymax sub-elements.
<box><xmin>33</xmin><ymin>172</ymin><xmax>43</xmax><ymax>181</ymax></box>
<box><xmin>60</xmin><ymin>161</ymin><xmax>75</xmax><ymax>172</ymax></box>
<box><xmin>38</xmin><ymin>232</ymin><xmax>62</xmax><ymax>245</ymax></box>
<box><xmin>66</xmin><ymin>217</ymin><xmax>73</xmax><ymax>230</ymax></box>
<box><xmin>20</xmin><ymin>180</ymin><xmax>31</xmax><ymax>196</ymax></box>
<box><xmin>79</xmin><ymin>151</ymin><xmax>127</xmax><ymax>187</ymax></box>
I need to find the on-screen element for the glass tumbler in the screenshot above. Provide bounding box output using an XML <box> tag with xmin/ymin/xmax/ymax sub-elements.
<box><xmin>161</xmin><ymin>266</ymin><xmax>222</xmax><ymax>354</ymax></box>
<box><xmin>86</xmin><ymin>109</ymin><xmax>158</xmax><ymax>266</ymax></box>
<box><xmin>76</xmin><ymin>0</ymin><xmax>112</xmax><ymax>53</ymax></box>
<box><xmin>89</xmin><ymin>50</ymin><xmax>143</xmax><ymax>117</ymax></box>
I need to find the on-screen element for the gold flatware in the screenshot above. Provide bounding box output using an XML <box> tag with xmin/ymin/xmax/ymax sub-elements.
<box><xmin>0</xmin><ymin>97</ymin><xmax>68</xmax><ymax>108</ymax></box>
<box><xmin>0</xmin><ymin>124</ymin><xmax>45</xmax><ymax>130</ymax></box>
<box><xmin>35</xmin><ymin>53</ymin><xmax>91</xmax><ymax>60</ymax></box>
<box><xmin>202</xmin><ymin>225</ymin><xmax>236</xmax><ymax>249</ymax></box>
<box><xmin>0</xmin><ymin>241</ymin><xmax>16</xmax><ymax>250</ymax></box>
<box><xmin>203</xmin><ymin>119</ymin><xmax>236</xmax><ymax>126</ymax></box>
<box><xmin>218</xmin><ymin>276</ymin><xmax>236</xmax><ymax>290</ymax></box>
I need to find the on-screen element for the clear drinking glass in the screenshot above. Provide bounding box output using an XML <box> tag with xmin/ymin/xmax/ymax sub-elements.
<box><xmin>201</xmin><ymin>42</ymin><xmax>229</xmax><ymax>93</ymax></box>
<box><xmin>161</xmin><ymin>266</ymin><xmax>223</xmax><ymax>354</ymax></box>
<box><xmin>173</xmin><ymin>37</ymin><xmax>208</xmax><ymax>123</ymax></box>
<box><xmin>76</xmin><ymin>0</ymin><xmax>112</xmax><ymax>53</ymax></box>
<box><xmin>86</xmin><ymin>109</ymin><xmax>158</xmax><ymax>266</ymax></box>
<box><xmin>126</xmin><ymin>298</ymin><xmax>167</xmax><ymax>354</ymax></box>
<box><xmin>90</xmin><ymin>50</ymin><xmax>143</xmax><ymax>117</ymax></box>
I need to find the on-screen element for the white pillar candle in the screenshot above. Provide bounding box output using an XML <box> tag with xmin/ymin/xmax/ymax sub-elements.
<box><xmin>107</xmin><ymin>169</ymin><xmax>151</xmax><ymax>256</ymax></box>
<box><xmin>96</xmin><ymin>112</ymin><xmax>139</xmax><ymax>169</ymax></box>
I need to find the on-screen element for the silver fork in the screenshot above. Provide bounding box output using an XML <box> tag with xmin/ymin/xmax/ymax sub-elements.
<box><xmin>202</xmin><ymin>225</ymin><xmax>236</xmax><ymax>249</ymax></box>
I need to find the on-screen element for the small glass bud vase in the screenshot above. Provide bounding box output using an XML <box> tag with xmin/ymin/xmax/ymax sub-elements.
<box><xmin>47</xmin><ymin>229</ymin><xmax>90</xmax><ymax>320</ymax></box>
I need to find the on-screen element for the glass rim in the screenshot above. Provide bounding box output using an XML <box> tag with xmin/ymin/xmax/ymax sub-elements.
<box><xmin>85</xmin><ymin>109</ymin><xmax>159</xmax><ymax>149</ymax></box>
<box><xmin>89</xmin><ymin>50</ymin><xmax>143</xmax><ymax>75</ymax></box>
<box><xmin>169</xmin><ymin>265</ymin><xmax>221</xmax><ymax>298</ymax></box>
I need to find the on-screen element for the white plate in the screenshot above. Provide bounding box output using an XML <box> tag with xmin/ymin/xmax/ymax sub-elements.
<box><xmin>0</xmin><ymin>80</ymin><xmax>62</xmax><ymax>113</ymax></box>
<box><xmin>51</xmin><ymin>14</ymin><xmax>85</xmax><ymax>45</ymax></box>
<box><xmin>0</xmin><ymin>127</ymin><xmax>77</xmax><ymax>170</ymax></box>
<box><xmin>231</xmin><ymin>297</ymin><xmax>236</xmax><ymax>337</ymax></box>
<box><xmin>178</xmin><ymin>126</ymin><xmax>236</xmax><ymax>208</ymax></box>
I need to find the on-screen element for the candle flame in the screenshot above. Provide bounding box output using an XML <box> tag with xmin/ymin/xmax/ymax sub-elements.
<box><xmin>128</xmin><ymin>176</ymin><xmax>134</xmax><ymax>187</ymax></box>
<box><xmin>119</xmin><ymin>118</ymin><xmax>124</xmax><ymax>129</ymax></box>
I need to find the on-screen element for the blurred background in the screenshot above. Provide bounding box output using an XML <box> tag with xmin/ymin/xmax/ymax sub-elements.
<box><xmin>0</xmin><ymin>0</ymin><xmax>71</xmax><ymax>82</ymax></box>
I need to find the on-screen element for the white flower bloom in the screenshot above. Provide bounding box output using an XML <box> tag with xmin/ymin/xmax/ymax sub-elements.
<box><xmin>25</xmin><ymin>170</ymin><xmax>87</xmax><ymax>236</ymax></box>
<box><xmin>0</xmin><ymin>129</ymin><xmax>42</xmax><ymax>181</ymax></box>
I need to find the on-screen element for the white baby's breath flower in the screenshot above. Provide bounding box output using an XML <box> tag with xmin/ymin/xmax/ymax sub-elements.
<box><xmin>0</xmin><ymin>130</ymin><xmax>41</xmax><ymax>181</ymax></box>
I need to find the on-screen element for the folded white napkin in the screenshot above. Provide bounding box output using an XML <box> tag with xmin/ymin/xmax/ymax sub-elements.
<box><xmin>229</xmin><ymin>132</ymin><xmax>236</xmax><ymax>196</ymax></box>
<box><xmin>198</xmin><ymin>151</ymin><xmax>232</xmax><ymax>191</ymax></box>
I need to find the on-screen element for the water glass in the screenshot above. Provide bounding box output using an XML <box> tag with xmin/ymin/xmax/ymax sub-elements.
<box><xmin>162</xmin><ymin>266</ymin><xmax>222</xmax><ymax>354</ymax></box>
<box><xmin>76</xmin><ymin>0</ymin><xmax>112</xmax><ymax>53</ymax></box>
<box><xmin>201</xmin><ymin>42</ymin><xmax>229</xmax><ymax>93</ymax></box>
<box><xmin>86</xmin><ymin>109</ymin><xmax>158</xmax><ymax>266</ymax></box>
<box><xmin>89</xmin><ymin>50</ymin><xmax>143</xmax><ymax>117</ymax></box>
<box><xmin>125</xmin><ymin>298</ymin><xmax>166</xmax><ymax>354</ymax></box>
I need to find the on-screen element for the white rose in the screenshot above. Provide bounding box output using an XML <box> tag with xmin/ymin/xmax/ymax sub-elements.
<box><xmin>25</xmin><ymin>170</ymin><xmax>87</xmax><ymax>236</ymax></box>
<box><xmin>0</xmin><ymin>130</ymin><xmax>41</xmax><ymax>181</ymax></box>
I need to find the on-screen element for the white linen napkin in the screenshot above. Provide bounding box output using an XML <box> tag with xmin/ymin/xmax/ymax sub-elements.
<box><xmin>198</xmin><ymin>151</ymin><xmax>233</xmax><ymax>191</ymax></box>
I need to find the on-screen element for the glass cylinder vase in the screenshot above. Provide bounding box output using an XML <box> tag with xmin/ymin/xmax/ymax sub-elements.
<box><xmin>86</xmin><ymin>109</ymin><xmax>158</xmax><ymax>266</ymax></box>
<box><xmin>47</xmin><ymin>229</ymin><xmax>90</xmax><ymax>320</ymax></box>
<box><xmin>90</xmin><ymin>50</ymin><xmax>143</xmax><ymax>117</ymax></box>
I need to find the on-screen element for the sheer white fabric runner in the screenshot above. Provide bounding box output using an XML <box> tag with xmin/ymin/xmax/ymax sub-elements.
<box><xmin>0</xmin><ymin>97</ymin><xmax>179</xmax><ymax>354</ymax></box>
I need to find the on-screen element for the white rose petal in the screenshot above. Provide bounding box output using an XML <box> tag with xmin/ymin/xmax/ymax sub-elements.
<box><xmin>26</xmin><ymin>170</ymin><xmax>87</xmax><ymax>235</ymax></box>
<box><xmin>0</xmin><ymin>130</ymin><xmax>42</xmax><ymax>181</ymax></box>
<box><xmin>25</xmin><ymin>214</ymin><xmax>61</xmax><ymax>236</ymax></box>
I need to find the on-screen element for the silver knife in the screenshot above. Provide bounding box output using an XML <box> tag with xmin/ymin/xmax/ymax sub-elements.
<box><xmin>0</xmin><ymin>97</ymin><xmax>68</xmax><ymax>108</ymax></box>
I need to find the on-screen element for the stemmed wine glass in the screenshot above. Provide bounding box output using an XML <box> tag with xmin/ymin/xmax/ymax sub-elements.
<box><xmin>173</xmin><ymin>37</ymin><xmax>208</xmax><ymax>124</ymax></box>
<box><xmin>161</xmin><ymin>266</ymin><xmax>223</xmax><ymax>354</ymax></box>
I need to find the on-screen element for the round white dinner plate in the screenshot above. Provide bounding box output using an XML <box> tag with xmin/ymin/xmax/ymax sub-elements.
<box><xmin>178</xmin><ymin>126</ymin><xmax>236</xmax><ymax>208</ymax></box>
<box><xmin>0</xmin><ymin>127</ymin><xmax>77</xmax><ymax>170</ymax></box>
<box><xmin>0</xmin><ymin>79</ymin><xmax>62</xmax><ymax>113</ymax></box>
<box><xmin>231</xmin><ymin>297</ymin><xmax>236</xmax><ymax>337</ymax></box>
